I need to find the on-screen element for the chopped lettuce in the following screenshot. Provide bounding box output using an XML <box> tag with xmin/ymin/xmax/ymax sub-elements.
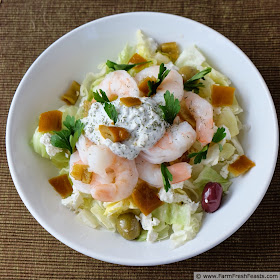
<box><xmin>136</xmin><ymin>230</ymin><xmax>148</xmax><ymax>241</ymax></box>
<box><xmin>170</xmin><ymin>212</ymin><xmax>203</xmax><ymax>248</ymax></box>
<box><xmin>220</xmin><ymin>143</ymin><xmax>236</xmax><ymax>161</ymax></box>
<box><xmin>80</xmin><ymin>64</ymin><xmax>108</xmax><ymax>102</ymax></box>
<box><xmin>153</xmin><ymin>202</ymin><xmax>199</xmax><ymax>225</ymax></box>
<box><xmin>77</xmin><ymin>209</ymin><xmax>100</xmax><ymax>229</ymax></box>
<box><xmin>175</xmin><ymin>45</ymin><xmax>206</xmax><ymax>68</ymax></box>
<box><xmin>231</xmin><ymin>136</ymin><xmax>244</xmax><ymax>156</ymax></box>
<box><xmin>59</xmin><ymin>105</ymin><xmax>78</xmax><ymax>122</ymax></box>
<box><xmin>32</xmin><ymin>127</ymin><xmax>49</xmax><ymax>159</ymax></box>
<box><xmin>51</xmin><ymin>152</ymin><xmax>69</xmax><ymax>169</ymax></box>
<box><xmin>135</xmin><ymin>30</ymin><xmax>158</xmax><ymax>62</ymax></box>
<box><xmin>31</xmin><ymin>127</ymin><xmax>69</xmax><ymax>169</ymax></box>
<box><xmin>202</xmin><ymin>144</ymin><xmax>220</xmax><ymax>166</ymax></box>
<box><xmin>90</xmin><ymin>200</ymin><xmax>116</xmax><ymax>231</ymax></box>
<box><xmin>215</xmin><ymin>107</ymin><xmax>239</xmax><ymax>137</ymax></box>
<box><xmin>193</xmin><ymin>165</ymin><xmax>232</xmax><ymax>192</ymax></box>
<box><xmin>103</xmin><ymin>197</ymin><xmax>138</xmax><ymax>217</ymax></box>
<box><xmin>202</xmin><ymin>62</ymin><xmax>231</xmax><ymax>86</ymax></box>
<box><xmin>199</xmin><ymin>76</ymin><xmax>215</xmax><ymax>99</ymax></box>
<box><xmin>230</xmin><ymin>96</ymin><xmax>243</xmax><ymax>115</ymax></box>
<box><xmin>152</xmin><ymin>203</ymin><xmax>203</xmax><ymax>248</ymax></box>
<box><xmin>116</xmin><ymin>44</ymin><xmax>136</xmax><ymax>64</ymax></box>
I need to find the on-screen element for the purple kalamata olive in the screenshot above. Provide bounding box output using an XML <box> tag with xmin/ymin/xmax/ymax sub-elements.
<box><xmin>201</xmin><ymin>182</ymin><xmax>223</xmax><ymax>213</ymax></box>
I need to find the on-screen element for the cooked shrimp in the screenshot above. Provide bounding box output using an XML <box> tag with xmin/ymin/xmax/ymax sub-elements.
<box><xmin>134</xmin><ymin>65</ymin><xmax>184</xmax><ymax>104</ymax></box>
<box><xmin>75</xmin><ymin>134</ymin><xmax>94</xmax><ymax>165</ymax></box>
<box><xmin>140</xmin><ymin>122</ymin><xmax>196</xmax><ymax>164</ymax></box>
<box><xmin>91</xmin><ymin>154</ymin><xmax>138</xmax><ymax>202</ymax></box>
<box><xmin>70</xmin><ymin>142</ymin><xmax>138</xmax><ymax>202</ymax></box>
<box><xmin>97</xmin><ymin>70</ymin><xmax>140</xmax><ymax>99</ymax></box>
<box><xmin>183</xmin><ymin>91</ymin><xmax>214</xmax><ymax>145</ymax></box>
<box><xmin>135</xmin><ymin>156</ymin><xmax>192</xmax><ymax>188</ymax></box>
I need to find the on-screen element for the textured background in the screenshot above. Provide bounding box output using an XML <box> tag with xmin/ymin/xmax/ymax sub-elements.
<box><xmin>0</xmin><ymin>0</ymin><xmax>279</xmax><ymax>279</ymax></box>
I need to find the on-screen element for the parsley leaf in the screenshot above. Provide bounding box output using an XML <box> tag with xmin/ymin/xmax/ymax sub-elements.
<box><xmin>148</xmin><ymin>63</ymin><xmax>170</xmax><ymax>97</ymax></box>
<box><xmin>188</xmin><ymin>127</ymin><xmax>227</xmax><ymax>164</ymax></box>
<box><xmin>104</xmin><ymin>103</ymin><xmax>118</xmax><ymax>124</ymax></box>
<box><xmin>93</xmin><ymin>89</ymin><xmax>118</xmax><ymax>124</ymax></box>
<box><xmin>184</xmin><ymin>67</ymin><xmax>212</xmax><ymax>94</ymax></box>
<box><xmin>106</xmin><ymin>60</ymin><xmax>150</xmax><ymax>71</ymax></box>
<box><xmin>93</xmin><ymin>89</ymin><xmax>110</xmax><ymax>103</ymax></box>
<box><xmin>50</xmin><ymin>116</ymin><xmax>84</xmax><ymax>154</ymax></box>
<box><xmin>212</xmin><ymin>127</ymin><xmax>226</xmax><ymax>143</ymax></box>
<box><xmin>188</xmin><ymin>145</ymin><xmax>209</xmax><ymax>164</ymax></box>
<box><xmin>161</xmin><ymin>163</ymin><xmax>173</xmax><ymax>192</ymax></box>
<box><xmin>159</xmin><ymin>90</ymin><xmax>181</xmax><ymax>124</ymax></box>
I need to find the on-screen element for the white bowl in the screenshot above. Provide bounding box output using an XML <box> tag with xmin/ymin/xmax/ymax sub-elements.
<box><xmin>6</xmin><ymin>12</ymin><xmax>278</xmax><ymax>266</ymax></box>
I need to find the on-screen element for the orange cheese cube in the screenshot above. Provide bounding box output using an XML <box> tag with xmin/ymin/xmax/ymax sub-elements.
<box><xmin>61</xmin><ymin>81</ymin><xmax>80</xmax><ymax>105</ymax></box>
<box><xmin>138</xmin><ymin>76</ymin><xmax>157</xmax><ymax>96</ymax></box>
<box><xmin>48</xmin><ymin>174</ymin><xmax>73</xmax><ymax>198</ymax></box>
<box><xmin>228</xmin><ymin>155</ymin><xmax>255</xmax><ymax>177</ymax></box>
<box><xmin>38</xmin><ymin>110</ymin><xmax>62</xmax><ymax>132</ymax></box>
<box><xmin>120</xmin><ymin>97</ymin><xmax>142</xmax><ymax>107</ymax></box>
<box><xmin>132</xmin><ymin>180</ymin><xmax>163</xmax><ymax>216</ymax></box>
<box><xmin>211</xmin><ymin>85</ymin><xmax>235</xmax><ymax>107</ymax></box>
<box><xmin>160</xmin><ymin>42</ymin><xmax>179</xmax><ymax>62</ymax></box>
<box><xmin>129</xmin><ymin>53</ymin><xmax>147</xmax><ymax>65</ymax></box>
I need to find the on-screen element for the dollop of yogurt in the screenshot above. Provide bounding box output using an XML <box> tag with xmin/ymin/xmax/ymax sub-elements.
<box><xmin>83</xmin><ymin>97</ymin><xmax>167</xmax><ymax>159</ymax></box>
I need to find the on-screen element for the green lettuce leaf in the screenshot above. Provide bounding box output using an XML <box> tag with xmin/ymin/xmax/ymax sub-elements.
<box><xmin>31</xmin><ymin>127</ymin><xmax>69</xmax><ymax>169</ymax></box>
<box><xmin>193</xmin><ymin>165</ymin><xmax>232</xmax><ymax>192</ymax></box>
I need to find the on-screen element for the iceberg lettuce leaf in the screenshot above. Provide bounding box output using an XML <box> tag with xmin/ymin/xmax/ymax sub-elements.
<box><xmin>31</xmin><ymin>127</ymin><xmax>49</xmax><ymax>159</ymax></box>
<box><xmin>193</xmin><ymin>165</ymin><xmax>232</xmax><ymax>192</ymax></box>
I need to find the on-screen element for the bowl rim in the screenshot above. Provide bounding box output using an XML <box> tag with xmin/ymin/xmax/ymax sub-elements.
<box><xmin>6</xmin><ymin>11</ymin><xmax>279</xmax><ymax>266</ymax></box>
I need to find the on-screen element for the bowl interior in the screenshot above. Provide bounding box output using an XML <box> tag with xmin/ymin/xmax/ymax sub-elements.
<box><xmin>6</xmin><ymin>12</ymin><xmax>278</xmax><ymax>266</ymax></box>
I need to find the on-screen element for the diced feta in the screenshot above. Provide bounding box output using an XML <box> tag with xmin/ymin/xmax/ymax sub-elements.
<box><xmin>61</xmin><ymin>190</ymin><xmax>84</xmax><ymax>211</ymax></box>
<box><xmin>158</xmin><ymin>182</ymin><xmax>198</xmax><ymax>207</ymax></box>
<box><xmin>40</xmin><ymin>133</ymin><xmax>63</xmax><ymax>157</ymax></box>
<box><xmin>139</xmin><ymin>213</ymin><xmax>160</xmax><ymax>243</ymax></box>
<box><xmin>214</xmin><ymin>107</ymin><xmax>222</xmax><ymax>115</ymax></box>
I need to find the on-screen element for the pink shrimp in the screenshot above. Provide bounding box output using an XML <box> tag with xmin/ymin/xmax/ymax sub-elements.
<box><xmin>134</xmin><ymin>65</ymin><xmax>184</xmax><ymax>104</ymax></box>
<box><xmin>183</xmin><ymin>91</ymin><xmax>214</xmax><ymax>145</ymax></box>
<box><xmin>90</xmin><ymin>155</ymin><xmax>138</xmax><ymax>202</ymax></box>
<box><xmin>140</xmin><ymin>121</ymin><xmax>196</xmax><ymax>164</ymax></box>
<box><xmin>97</xmin><ymin>70</ymin><xmax>140</xmax><ymax>99</ymax></box>
<box><xmin>69</xmin><ymin>143</ymin><xmax>138</xmax><ymax>202</ymax></box>
<box><xmin>135</xmin><ymin>156</ymin><xmax>192</xmax><ymax>188</ymax></box>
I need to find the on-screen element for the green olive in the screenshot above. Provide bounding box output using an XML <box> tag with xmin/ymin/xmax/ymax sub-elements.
<box><xmin>116</xmin><ymin>213</ymin><xmax>141</xmax><ymax>240</ymax></box>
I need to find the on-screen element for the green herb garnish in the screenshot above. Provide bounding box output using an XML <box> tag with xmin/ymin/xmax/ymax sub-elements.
<box><xmin>184</xmin><ymin>67</ymin><xmax>212</xmax><ymax>94</ymax></box>
<box><xmin>93</xmin><ymin>89</ymin><xmax>109</xmax><ymax>103</ymax></box>
<box><xmin>104</xmin><ymin>103</ymin><xmax>118</xmax><ymax>124</ymax></box>
<box><xmin>212</xmin><ymin>127</ymin><xmax>226</xmax><ymax>143</ymax></box>
<box><xmin>159</xmin><ymin>90</ymin><xmax>181</xmax><ymax>125</ymax></box>
<box><xmin>188</xmin><ymin>145</ymin><xmax>209</xmax><ymax>164</ymax></box>
<box><xmin>51</xmin><ymin>115</ymin><xmax>84</xmax><ymax>154</ymax></box>
<box><xmin>148</xmin><ymin>63</ymin><xmax>170</xmax><ymax>97</ymax></box>
<box><xmin>188</xmin><ymin>127</ymin><xmax>227</xmax><ymax>164</ymax></box>
<box><xmin>93</xmin><ymin>89</ymin><xmax>118</xmax><ymax>124</ymax></box>
<box><xmin>161</xmin><ymin>163</ymin><xmax>173</xmax><ymax>192</ymax></box>
<box><xmin>106</xmin><ymin>60</ymin><xmax>150</xmax><ymax>72</ymax></box>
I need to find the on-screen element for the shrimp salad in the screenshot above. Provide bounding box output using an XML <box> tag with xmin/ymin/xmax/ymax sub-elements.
<box><xmin>32</xmin><ymin>30</ymin><xmax>255</xmax><ymax>248</ymax></box>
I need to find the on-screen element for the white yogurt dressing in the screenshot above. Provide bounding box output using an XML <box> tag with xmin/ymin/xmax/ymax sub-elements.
<box><xmin>82</xmin><ymin>97</ymin><xmax>168</xmax><ymax>160</ymax></box>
